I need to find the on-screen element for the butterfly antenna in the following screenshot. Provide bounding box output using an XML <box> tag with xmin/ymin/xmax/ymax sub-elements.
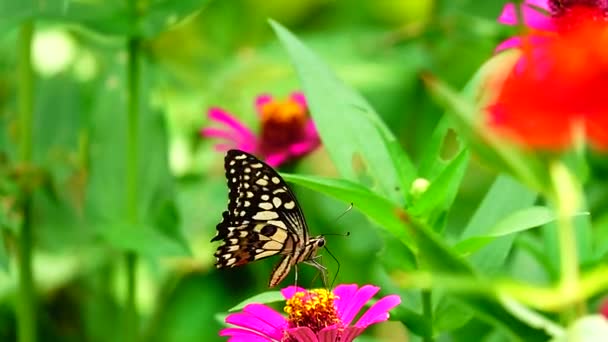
<box><xmin>333</xmin><ymin>202</ymin><xmax>354</xmax><ymax>222</ymax></box>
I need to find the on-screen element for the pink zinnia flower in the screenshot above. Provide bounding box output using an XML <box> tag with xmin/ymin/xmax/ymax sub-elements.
<box><xmin>220</xmin><ymin>284</ymin><xmax>401</xmax><ymax>342</ymax></box>
<box><xmin>201</xmin><ymin>92</ymin><xmax>321</xmax><ymax>167</ymax></box>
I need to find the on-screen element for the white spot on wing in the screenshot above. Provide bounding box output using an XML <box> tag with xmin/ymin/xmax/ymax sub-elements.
<box><xmin>258</xmin><ymin>202</ymin><xmax>273</xmax><ymax>210</ymax></box>
<box><xmin>253</xmin><ymin>211</ymin><xmax>279</xmax><ymax>220</ymax></box>
<box><xmin>268</xmin><ymin>220</ymin><xmax>288</xmax><ymax>230</ymax></box>
<box><xmin>256</xmin><ymin>178</ymin><xmax>268</xmax><ymax>186</ymax></box>
<box><xmin>284</xmin><ymin>201</ymin><xmax>295</xmax><ymax>209</ymax></box>
<box><xmin>272</xmin><ymin>197</ymin><xmax>282</xmax><ymax>208</ymax></box>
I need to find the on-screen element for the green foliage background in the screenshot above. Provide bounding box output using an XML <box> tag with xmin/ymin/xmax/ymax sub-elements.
<box><xmin>2</xmin><ymin>0</ymin><xmax>608</xmax><ymax>341</ymax></box>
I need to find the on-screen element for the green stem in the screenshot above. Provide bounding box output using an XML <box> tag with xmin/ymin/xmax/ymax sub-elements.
<box><xmin>124</xmin><ymin>33</ymin><xmax>141</xmax><ymax>342</ymax></box>
<box><xmin>17</xmin><ymin>21</ymin><xmax>36</xmax><ymax>342</ymax></box>
<box><xmin>550</xmin><ymin>162</ymin><xmax>583</xmax><ymax>320</ymax></box>
<box><xmin>556</xmin><ymin>209</ymin><xmax>581</xmax><ymax>317</ymax></box>
<box><xmin>421</xmin><ymin>290</ymin><xmax>434</xmax><ymax>342</ymax></box>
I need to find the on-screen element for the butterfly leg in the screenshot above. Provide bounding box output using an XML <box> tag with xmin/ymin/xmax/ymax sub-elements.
<box><xmin>304</xmin><ymin>257</ymin><xmax>328</xmax><ymax>289</ymax></box>
<box><xmin>294</xmin><ymin>264</ymin><xmax>298</xmax><ymax>288</ymax></box>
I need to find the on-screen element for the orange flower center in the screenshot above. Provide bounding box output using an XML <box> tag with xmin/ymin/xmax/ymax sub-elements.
<box><xmin>258</xmin><ymin>97</ymin><xmax>310</xmax><ymax>156</ymax></box>
<box><xmin>260</xmin><ymin>99</ymin><xmax>308</xmax><ymax>126</ymax></box>
<box><xmin>283</xmin><ymin>289</ymin><xmax>340</xmax><ymax>337</ymax></box>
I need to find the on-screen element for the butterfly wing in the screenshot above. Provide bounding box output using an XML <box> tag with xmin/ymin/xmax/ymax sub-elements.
<box><xmin>211</xmin><ymin>150</ymin><xmax>310</xmax><ymax>271</ymax></box>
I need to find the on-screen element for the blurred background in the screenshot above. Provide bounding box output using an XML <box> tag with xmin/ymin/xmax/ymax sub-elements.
<box><xmin>0</xmin><ymin>0</ymin><xmax>517</xmax><ymax>341</ymax></box>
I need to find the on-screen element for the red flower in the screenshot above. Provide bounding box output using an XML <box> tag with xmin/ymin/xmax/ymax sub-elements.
<box><xmin>488</xmin><ymin>3</ymin><xmax>608</xmax><ymax>151</ymax></box>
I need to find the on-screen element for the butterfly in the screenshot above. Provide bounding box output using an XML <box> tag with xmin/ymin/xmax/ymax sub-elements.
<box><xmin>211</xmin><ymin>149</ymin><xmax>327</xmax><ymax>287</ymax></box>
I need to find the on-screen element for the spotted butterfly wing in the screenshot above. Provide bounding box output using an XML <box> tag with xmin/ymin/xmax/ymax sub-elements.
<box><xmin>211</xmin><ymin>149</ymin><xmax>326</xmax><ymax>287</ymax></box>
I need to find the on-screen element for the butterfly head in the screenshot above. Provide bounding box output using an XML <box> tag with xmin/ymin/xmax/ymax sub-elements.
<box><xmin>310</xmin><ymin>236</ymin><xmax>326</xmax><ymax>249</ymax></box>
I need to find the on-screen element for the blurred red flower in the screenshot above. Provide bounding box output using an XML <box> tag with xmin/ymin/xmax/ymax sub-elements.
<box><xmin>489</xmin><ymin>1</ymin><xmax>608</xmax><ymax>151</ymax></box>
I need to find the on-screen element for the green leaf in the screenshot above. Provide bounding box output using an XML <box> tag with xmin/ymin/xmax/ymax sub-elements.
<box><xmin>417</xmin><ymin>116</ymin><xmax>460</xmax><ymax>179</ymax></box>
<box><xmin>85</xmin><ymin>58</ymin><xmax>187</xmax><ymax>257</ymax></box>
<box><xmin>0</xmin><ymin>231</ymin><xmax>8</xmax><ymax>271</ymax></box>
<box><xmin>228</xmin><ymin>291</ymin><xmax>285</xmax><ymax>312</ymax></box>
<box><xmin>98</xmin><ymin>223</ymin><xmax>189</xmax><ymax>258</ymax></box>
<box><xmin>454</xmin><ymin>206</ymin><xmax>584</xmax><ymax>255</ymax></box>
<box><xmin>397</xmin><ymin>272</ymin><xmax>551</xmax><ymax>340</ymax></box>
<box><xmin>459</xmin><ymin>296</ymin><xmax>551</xmax><ymax>341</ymax></box>
<box><xmin>463</xmin><ymin>175</ymin><xmax>537</xmax><ymax>273</ymax></box>
<box><xmin>410</xmin><ymin>148</ymin><xmax>470</xmax><ymax>231</ymax></box>
<box><xmin>407</xmin><ymin>215</ymin><xmax>473</xmax><ymax>274</ymax></box>
<box><xmin>390</xmin><ymin>304</ymin><xmax>432</xmax><ymax>337</ymax></box>
<box><xmin>283</xmin><ymin>173</ymin><xmax>476</xmax><ymax>275</ymax></box>
<box><xmin>281</xmin><ymin>173</ymin><xmax>413</xmax><ymax>250</ymax></box>
<box><xmin>433</xmin><ymin>175</ymin><xmax>537</xmax><ymax>332</ymax></box>
<box><xmin>271</xmin><ymin>20</ymin><xmax>413</xmax><ymax>204</ymax></box>
<box><xmin>0</xmin><ymin>0</ymin><xmax>210</xmax><ymax>38</ymax></box>
<box><xmin>368</xmin><ymin>112</ymin><xmax>417</xmax><ymax>203</ymax></box>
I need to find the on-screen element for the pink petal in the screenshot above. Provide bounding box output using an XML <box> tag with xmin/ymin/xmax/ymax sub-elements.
<box><xmin>333</xmin><ymin>284</ymin><xmax>357</xmax><ymax>313</ymax></box>
<box><xmin>287</xmin><ymin>139</ymin><xmax>320</xmax><ymax>157</ymax></box>
<box><xmin>281</xmin><ymin>286</ymin><xmax>307</xmax><ymax>300</ymax></box>
<box><xmin>338</xmin><ymin>326</ymin><xmax>365</xmax><ymax>342</ymax></box>
<box><xmin>317</xmin><ymin>326</ymin><xmax>345</xmax><ymax>342</ymax></box>
<box><xmin>255</xmin><ymin>94</ymin><xmax>274</xmax><ymax>115</ymax></box>
<box><xmin>213</xmin><ymin>143</ymin><xmax>235</xmax><ymax>152</ymax></box>
<box><xmin>200</xmin><ymin>127</ymin><xmax>240</xmax><ymax>141</ymax></box>
<box><xmin>304</xmin><ymin>120</ymin><xmax>319</xmax><ymax>139</ymax></box>
<box><xmin>498</xmin><ymin>3</ymin><xmax>521</xmax><ymax>25</ymax></box>
<box><xmin>265</xmin><ymin>152</ymin><xmax>289</xmax><ymax>168</ymax></box>
<box><xmin>525</xmin><ymin>0</ymin><xmax>550</xmax><ymax>11</ymax></box>
<box><xmin>495</xmin><ymin>36</ymin><xmax>523</xmax><ymax>52</ymax></box>
<box><xmin>334</xmin><ymin>285</ymin><xmax>380</xmax><ymax>326</ymax></box>
<box><xmin>285</xmin><ymin>327</ymin><xmax>319</xmax><ymax>342</ymax></box>
<box><xmin>207</xmin><ymin>107</ymin><xmax>258</xmax><ymax>143</ymax></box>
<box><xmin>212</xmin><ymin>141</ymin><xmax>257</xmax><ymax>154</ymax></box>
<box><xmin>289</xmin><ymin>92</ymin><xmax>308</xmax><ymax>109</ymax></box>
<box><xmin>219</xmin><ymin>328</ymin><xmax>276</xmax><ymax>342</ymax></box>
<box><xmin>286</xmin><ymin>121</ymin><xmax>321</xmax><ymax>157</ymax></box>
<box><xmin>225</xmin><ymin>304</ymin><xmax>287</xmax><ymax>340</ymax></box>
<box><xmin>498</xmin><ymin>0</ymin><xmax>553</xmax><ymax>30</ymax></box>
<box><xmin>354</xmin><ymin>295</ymin><xmax>401</xmax><ymax>328</ymax></box>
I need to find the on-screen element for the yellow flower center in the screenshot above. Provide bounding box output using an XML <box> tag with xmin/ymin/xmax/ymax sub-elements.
<box><xmin>284</xmin><ymin>289</ymin><xmax>340</xmax><ymax>333</ymax></box>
